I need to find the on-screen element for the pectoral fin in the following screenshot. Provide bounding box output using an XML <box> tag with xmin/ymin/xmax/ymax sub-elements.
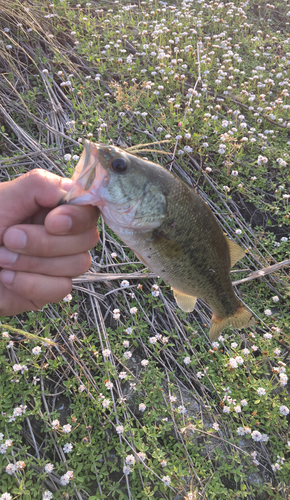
<box><xmin>226</xmin><ymin>238</ymin><xmax>245</xmax><ymax>268</ymax></box>
<box><xmin>172</xmin><ymin>288</ymin><xmax>197</xmax><ymax>312</ymax></box>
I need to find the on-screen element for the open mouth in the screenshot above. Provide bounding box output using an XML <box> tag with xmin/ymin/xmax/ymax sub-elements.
<box><xmin>62</xmin><ymin>140</ymin><xmax>108</xmax><ymax>206</ymax></box>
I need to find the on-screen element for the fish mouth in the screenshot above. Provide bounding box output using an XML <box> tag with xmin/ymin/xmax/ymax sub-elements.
<box><xmin>62</xmin><ymin>140</ymin><xmax>108</xmax><ymax>206</ymax></box>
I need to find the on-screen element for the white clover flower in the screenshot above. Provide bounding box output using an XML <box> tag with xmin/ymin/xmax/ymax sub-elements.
<box><xmin>60</xmin><ymin>471</ymin><xmax>74</xmax><ymax>485</ymax></box>
<box><xmin>178</xmin><ymin>405</ymin><xmax>187</xmax><ymax>414</ymax></box>
<box><xmin>63</xmin><ymin>443</ymin><xmax>73</xmax><ymax>453</ymax></box>
<box><xmin>184</xmin><ymin>357</ymin><xmax>191</xmax><ymax>365</ymax></box>
<box><xmin>44</xmin><ymin>463</ymin><xmax>54</xmax><ymax>473</ymax></box>
<box><xmin>121</xmin><ymin>280</ymin><xmax>130</xmax><ymax>288</ymax></box>
<box><xmin>5</xmin><ymin>464</ymin><xmax>16</xmax><ymax>475</ymax></box>
<box><xmin>241</xmin><ymin>399</ymin><xmax>248</xmax><ymax>406</ymax></box>
<box><xmin>32</xmin><ymin>346</ymin><xmax>41</xmax><ymax>355</ymax></box>
<box><xmin>277</xmin><ymin>158</ymin><xmax>287</xmax><ymax>167</ymax></box>
<box><xmin>0</xmin><ymin>444</ymin><xmax>7</xmax><ymax>454</ymax></box>
<box><xmin>212</xmin><ymin>423</ymin><xmax>219</xmax><ymax>430</ymax></box>
<box><xmin>130</xmin><ymin>307</ymin><xmax>138</xmax><ymax>314</ymax></box>
<box><xmin>279</xmin><ymin>373</ymin><xmax>288</xmax><ymax>386</ymax></box>
<box><xmin>13</xmin><ymin>364</ymin><xmax>22</xmax><ymax>372</ymax></box>
<box><xmin>257</xmin><ymin>387</ymin><xmax>266</xmax><ymax>396</ymax></box>
<box><xmin>272</xmin><ymin>296</ymin><xmax>279</xmax><ymax>302</ymax></box>
<box><xmin>113</xmin><ymin>308</ymin><xmax>120</xmax><ymax>320</ymax></box>
<box><xmin>64</xmin><ymin>154</ymin><xmax>72</xmax><ymax>162</ymax></box>
<box><xmin>125</xmin><ymin>454</ymin><xmax>135</xmax><ymax>465</ymax></box>
<box><xmin>123</xmin><ymin>465</ymin><xmax>131</xmax><ymax>475</ymax></box>
<box><xmin>169</xmin><ymin>395</ymin><xmax>177</xmax><ymax>403</ymax></box>
<box><xmin>149</xmin><ymin>337</ymin><xmax>158</xmax><ymax>345</ymax></box>
<box><xmin>102</xmin><ymin>399</ymin><xmax>111</xmax><ymax>408</ymax></box>
<box><xmin>274</xmin><ymin>348</ymin><xmax>281</xmax><ymax>355</ymax></box>
<box><xmin>43</xmin><ymin>491</ymin><xmax>53</xmax><ymax>500</ymax></box>
<box><xmin>62</xmin><ymin>424</ymin><xmax>72</xmax><ymax>434</ymax></box>
<box><xmin>235</xmin><ymin>356</ymin><xmax>244</xmax><ymax>365</ymax></box>
<box><xmin>102</xmin><ymin>349</ymin><xmax>111</xmax><ymax>358</ymax></box>
<box><xmin>223</xmin><ymin>406</ymin><xmax>231</xmax><ymax>413</ymax></box>
<box><xmin>139</xmin><ymin>403</ymin><xmax>146</xmax><ymax>412</ymax></box>
<box><xmin>234</xmin><ymin>405</ymin><xmax>241</xmax><ymax>413</ymax></box>
<box><xmin>228</xmin><ymin>358</ymin><xmax>238</xmax><ymax>369</ymax></box>
<box><xmin>119</xmin><ymin>372</ymin><xmax>127</xmax><ymax>379</ymax></box>
<box><xmin>257</xmin><ymin>155</ymin><xmax>268</xmax><ymax>165</ymax></box>
<box><xmin>212</xmin><ymin>342</ymin><xmax>219</xmax><ymax>349</ymax></box>
<box><xmin>105</xmin><ymin>381</ymin><xmax>113</xmax><ymax>389</ymax></box>
<box><xmin>123</xmin><ymin>351</ymin><xmax>132</xmax><ymax>359</ymax></box>
<box><xmin>236</xmin><ymin>427</ymin><xmax>245</xmax><ymax>436</ymax></box>
<box><xmin>13</xmin><ymin>408</ymin><xmax>21</xmax><ymax>417</ymax></box>
<box><xmin>280</xmin><ymin>405</ymin><xmax>289</xmax><ymax>416</ymax></box>
<box><xmin>162</xmin><ymin>475</ymin><xmax>171</xmax><ymax>486</ymax></box>
<box><xmin>251</xmin><ymin>430</ymin><xmax>262</xmax><ymax>442</ymax></box>
<box><xmin>263</xmin><ymin>333</ymin><xmax>272</xmax><ymax>339</ymax></box>
<box><xmin>51</xmin><ymin>420</ymin><xmax>60</xmax><ymax>430</ymax></box>
<box><xmin>141</xmin><ymin>359</ymin><xmax>149</xmax><ymax>367</ymax></box>
<box><xmin>116</xmin><ymin>425</ymin><xmax>124</xmax><ymax>434</ymax></box>
<box><xmin>264</xmin><ymin>309</ymin><xmax>272</xmax><ymax>316</ymax></box>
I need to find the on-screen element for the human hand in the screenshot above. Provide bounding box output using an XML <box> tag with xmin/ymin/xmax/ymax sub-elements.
<box><xmin>0</xmin><ymin>169</ymin><xmax>99</xmax><ymax>316</ymax></box>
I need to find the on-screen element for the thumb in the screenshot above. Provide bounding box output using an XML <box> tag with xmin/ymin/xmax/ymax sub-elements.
<box><xmin>0</xmin><ymin>169</ymin><xmax>72</xmax><ymax>243</ymax></box>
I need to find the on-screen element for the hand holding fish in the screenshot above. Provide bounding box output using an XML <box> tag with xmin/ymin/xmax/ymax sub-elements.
<box><xmin>0</xmin><ymin>169</ymin><xmax>99</xmax><ymax>316</ymax></box>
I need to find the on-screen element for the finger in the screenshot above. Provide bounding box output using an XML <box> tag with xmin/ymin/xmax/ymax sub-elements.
<box><xmin>0</xmin><ymin>169</ymin><xmax>73</xmax><ymax>242</ymax></box>
<box><xmin>45</xmin><ymin>204</ymin><xmax>100</xmax><ymax>235</ymax></box>
<box><xmin>3</xmin><ymin>225</ymin><xmax>98</xmax><ymax>257</ymax></box>
<box><xmin>0</xmin><ymin>284</ymin><xmax>41</xmax><ymax>316</ymax></box>
<box><xmin>0</xmin><ymin>270</ymin><xmax>72</xmax><ymax>315</ymax></box>
<box><xmin>0</xmin><ymin>247</ymin><xmax>91</xmax><ymax>277</ymax></box>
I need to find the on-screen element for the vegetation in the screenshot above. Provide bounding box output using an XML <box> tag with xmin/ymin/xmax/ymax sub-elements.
<box><xmin>0</xmin><ymin>0</ymin><xmax>289</xmax><ymax>498</ymax></box>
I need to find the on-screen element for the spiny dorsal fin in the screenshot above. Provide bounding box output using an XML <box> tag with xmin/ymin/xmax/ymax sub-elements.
<box><xmin>226</xmin><ymin>238</ymin><xmax>245</xmax><ymax>268</ymax></box>
<box><xmin>172</xmin><ymin>288</ymin><xmax>197</xmax><ymax>312</ymax></box>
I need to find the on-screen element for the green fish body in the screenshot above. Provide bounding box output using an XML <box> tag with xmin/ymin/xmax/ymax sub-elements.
<box><xmin>65</xmin><ymin>140</ymin><xmax>255</xmax><ymax>340</ymax></box>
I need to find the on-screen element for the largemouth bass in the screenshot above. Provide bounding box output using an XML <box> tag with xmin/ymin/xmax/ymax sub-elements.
<box><xmin>64</xmin><ymin>140</ymin><xmax>255</xmax><ymax>340</ymax></box>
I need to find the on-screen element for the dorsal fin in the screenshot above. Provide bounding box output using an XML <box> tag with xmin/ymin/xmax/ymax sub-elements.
<box><xmin>172</xmin><ymin>288</ymin><xmax>197</xmax><ymax>312</ymax></box>
<box><xmin>226</xmin><ymin>238</ymin><xmax>245</xmax><ymax>268</ymax></box>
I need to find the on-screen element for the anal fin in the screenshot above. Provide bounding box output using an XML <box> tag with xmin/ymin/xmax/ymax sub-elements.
<box><xmin>226</xmin><ymin>238</ymin><xmax>245</xmax><ymax>268</ymax></box>
<box><xmin>172</xmin><ymin>288</ymin><xmax>197</xmax><ymax>312</ymax></box>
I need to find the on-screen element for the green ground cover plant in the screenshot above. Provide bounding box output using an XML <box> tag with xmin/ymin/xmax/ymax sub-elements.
<box><xmin>0</xmin><ymin>0</ymin><xmax>289</xmax><ymax>498</ymax></box>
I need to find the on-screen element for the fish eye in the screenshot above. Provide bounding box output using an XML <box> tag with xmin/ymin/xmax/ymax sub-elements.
<box><xmin>111</xmin><ymin>157</ymin><xmax>127</xmax><ymax>173</ymax></box>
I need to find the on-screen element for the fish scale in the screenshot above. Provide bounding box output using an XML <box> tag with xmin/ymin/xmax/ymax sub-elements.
<box><xmin>64</xmin><ymin>140</ymin><xmax>255</xmax><ymax>340</ymax></box>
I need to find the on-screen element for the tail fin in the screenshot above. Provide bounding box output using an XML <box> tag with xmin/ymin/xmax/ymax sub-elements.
<box><xmin>209</xmin><ymin>305</ymin><xmax>255</xmax><ymax>341</ymax></box>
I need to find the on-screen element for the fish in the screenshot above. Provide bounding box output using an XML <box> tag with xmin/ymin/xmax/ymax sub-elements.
<box><xmin>63</xmin><ymin>140</ymin><xmax>255</xmax><ymax>340</ymax></box>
